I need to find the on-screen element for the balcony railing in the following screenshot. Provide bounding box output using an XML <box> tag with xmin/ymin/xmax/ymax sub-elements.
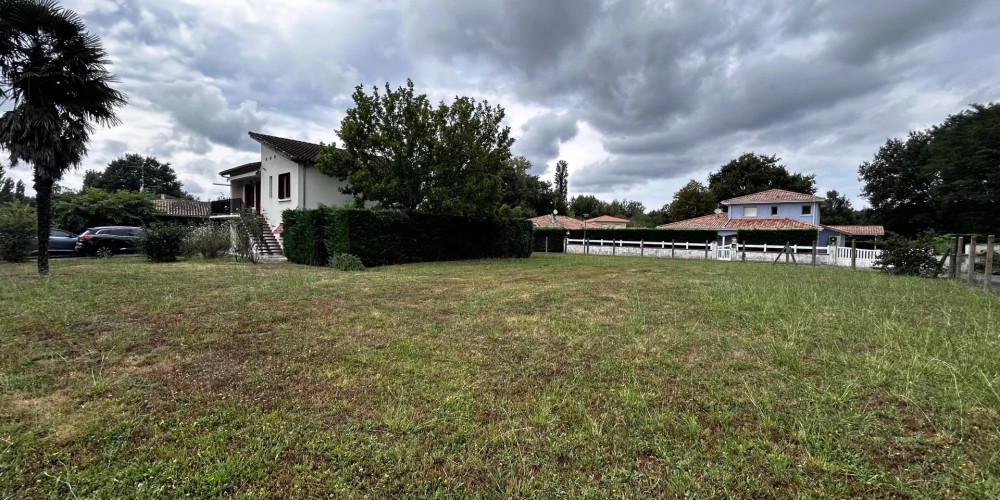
<box><xmin>210</xmin><ymin>198</ymin><xmax>244</xmax><ymax>216</ymax></box>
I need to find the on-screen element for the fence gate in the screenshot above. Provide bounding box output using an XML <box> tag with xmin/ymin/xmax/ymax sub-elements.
<box><xmin>716</xmin><ymin>243</ymin><xmax>732</xmax><ymax>261</ymax></box>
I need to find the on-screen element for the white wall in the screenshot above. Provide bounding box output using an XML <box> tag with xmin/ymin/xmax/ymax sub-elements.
<box><xmin>303</xmin><ymin>166</ymin><xmax>356</xmax><ymax>210</ymax></box>
<box><xmin>259</xmin><ymin>145</ymin><xmax>301</xmax><ymax>231</ymax></box>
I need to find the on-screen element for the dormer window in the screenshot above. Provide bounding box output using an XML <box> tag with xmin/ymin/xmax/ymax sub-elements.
<box><xmin>801</xmin><ymin>205</ymin><xmax>812</xmax><ymax>216</ymax></box>
<box><xmin>743</xmin><ymin>206</ymin><xmax>757</xmax><ymax>217</ymax></box>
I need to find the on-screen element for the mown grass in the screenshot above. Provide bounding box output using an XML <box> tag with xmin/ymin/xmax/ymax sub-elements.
<box><xmin>1</xmin><ymin>255</ymin><xmax>998</xmax><ymax>498</ymax></box>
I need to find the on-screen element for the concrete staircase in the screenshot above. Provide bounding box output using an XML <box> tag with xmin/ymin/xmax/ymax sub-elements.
<box><xmin>255</xmin><ymin>215</ymin><xmax>283</xmax><ymax>256</ymax></box>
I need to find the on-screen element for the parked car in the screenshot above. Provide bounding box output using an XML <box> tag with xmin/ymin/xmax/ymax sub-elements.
<box><xmin>30</xmin><ymin>228</ymin><xmax>80</xmax><ymax>254</ymax></box>
<box><xmin>75</xmin><ymin>226</ymin><xmax>143</xmax><ymax>257</ymax></box>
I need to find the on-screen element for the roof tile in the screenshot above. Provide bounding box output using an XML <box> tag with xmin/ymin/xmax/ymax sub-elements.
<box><xmin>531</xmin><ymin>214</ymin><xmax>586</xmax><ymax>229</ymax></box>
<box><xmin>720</xmin><ymin>189</ymin><xmax>824</xmax><ymax>205</ymax></box>
<box><xmin>823</xmin><ymin>225</ymin><xmax>885</xmax><ymax>236</ymax></box>
<box><xmin>249</xmin><ymin>131</ymin><xmax>323</xmax><ymax>163</ymax></box>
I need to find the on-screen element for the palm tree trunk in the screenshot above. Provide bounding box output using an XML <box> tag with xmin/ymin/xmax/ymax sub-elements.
<box><xmin>34</xmin><ymin>174</ymin><xmax>53</xmax><ymax>276</ymax></box>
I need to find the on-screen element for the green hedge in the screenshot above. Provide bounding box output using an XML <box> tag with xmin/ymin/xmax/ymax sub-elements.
<box><xmin>283</xmin><ymin>207</ymin><xmax>532</xmax><ymax>267</ymax></box>
<box><xmin>737</xmin><ymin>229</ymin><xmax>818</xmax><ymax>246</ymax></box>
<box><xmin>532</xmin><ymin>228</ymin><xmax>568</xmax><ymax>252</ymax></box>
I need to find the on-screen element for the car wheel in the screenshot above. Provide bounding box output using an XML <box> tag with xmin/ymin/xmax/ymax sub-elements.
<box><xmin>95</xmin><ymin>245</ymin><xmax>114</xmax><ymax>258</ymax></box>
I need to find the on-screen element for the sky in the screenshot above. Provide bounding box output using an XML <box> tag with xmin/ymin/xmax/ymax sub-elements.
<box><xmin>5</xmin><ymin>0</ymin><xmax>1000</xmax><ymax>209</ymax></box>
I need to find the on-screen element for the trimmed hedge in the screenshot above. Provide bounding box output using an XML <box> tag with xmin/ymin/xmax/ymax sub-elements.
<box><xmin>533</xmin><ymin>228</ymin><xmax>568</xmax><ymax>252</ymax></box>
<box><xmin>615</xmin><ymin>229</ymin><xmax>719</xmax><ymax>243</ymax></box>
<box><xmin>737</xmin><ymin>229</ymin><xmax>818</xmax><ymax>246</ymax></box>
<box><xmin>283</xmin><ymin>207</ymin><xmax>533</xmax><ymax>267</ymax></box>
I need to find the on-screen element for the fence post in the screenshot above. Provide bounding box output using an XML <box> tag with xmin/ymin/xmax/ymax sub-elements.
<box><xmin>811</xmin><ymin>239</ymin><xmax>817</xmax><ymax>266</ymax></box>
<box><xmin>948</xmin><ymin>236</ymin><xmax>958</xmax><ymax>278</ymax></box>
<box><xmin>612</xmin><ymin>240</ymin><xmax>616</xmax><ymax>256</ymax></box>
<box><xmin>741</xmin><ymin>240</ymin><xmax>746</xmax><ymax>262</ymax></box>
<box><xmin>851</xmin><ymin>239</ymin><xmax>857</xmax><ymax>270</ymax></box>
<box><xmin>544</xmin><ymin>237</ymin><xmax>549</xmax><ymax>254</ymax></box>
<box><xmin>763</xmin><ymin>243</ymin><xmax>768</xmax><ymax>253</ymax></box>
<box><xmin>785</xmin><ymin>241</ymin><xmax>791</xmax><ymax>263</ymax></box>
<box><xmin>967</xmin><ymin>235</ymin><xmax>977</xmax><ymax>284</ymax></box>
<box><xmin>956</xmin><ymin>236</ymin><xmax>965</xmax><ymax>280</ymax></box>
<box><xmin>985</xmin><ymin>235</ymin><xmax>995</xmax><ymax>292</ymax></box>
<box><xmin>640</xmin><ymin>239</ymin><xmax>644</xmax><ymax>257</ymax></box>
<box><xmin>564</xmin><ymin>236</ymin><xmax>568</xmax><ymax>254</ymax></box>
<box><xmin>671</xmin><ymin>240</ymin><xmax>675</xmax><ymax>259</ymax></box>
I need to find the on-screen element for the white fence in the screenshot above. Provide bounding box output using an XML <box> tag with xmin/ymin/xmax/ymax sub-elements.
<box><xmin>563</xmin><ymin>239</ymin><xmax>882</xmax><ymax>269</ymax></box>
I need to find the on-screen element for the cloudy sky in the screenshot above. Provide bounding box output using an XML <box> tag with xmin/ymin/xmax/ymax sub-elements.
<box><xmin>6</xmin><ymin>0</ymin><xmax>1000</xmax><ymax>209</ymax></box>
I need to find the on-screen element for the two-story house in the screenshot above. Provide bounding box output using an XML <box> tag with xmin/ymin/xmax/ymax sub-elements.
<box><xmin>658</xmin><ymin>189</ymin><xmax>884</xmax><ymax>246</ymax></box>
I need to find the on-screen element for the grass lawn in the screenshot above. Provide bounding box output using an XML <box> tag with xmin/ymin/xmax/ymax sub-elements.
<box><xmin>1</xmin><ymin>255</ymin><xmax>999</xmax><ymax>498</ymax></box>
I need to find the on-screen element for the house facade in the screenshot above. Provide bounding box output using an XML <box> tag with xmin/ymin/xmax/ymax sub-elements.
<box><xmin>215</xmin><ymin>132</ymin><xmax>356</xmax><ymax>238</ymax></box>
<box><xmin>659</xmin><ymin>189</ymin><xmax>883</xmax><ymax>245</ymax></box>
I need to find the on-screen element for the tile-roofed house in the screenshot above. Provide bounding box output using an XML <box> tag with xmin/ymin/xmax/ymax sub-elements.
<box><xmin>530</xmin><ymin>213</ymin><xmax>586</xmax><ymax>229</ymax></box>
<box><xmin>213</xmin><ymin>132</ymin><xmax>360</xmax><ymax>254</ymax></box>
<box><xmin>153</xmin><ymin>195</ymin><xmax>210</xmax><ymax>219</ymax></box>
<box><xmin>585</xmin><ymin>215</ymin><xmax>629</xmax><ymax>228</ymax></box>
<box><xmin>720</xmin><ymin>189</ymin><xmax>824</xmax><ymax>205</ymax></box>
<box><xmin>659</xmin><ymin>188</ymin><xmax>884</xmax><ymax>248</ymax></box>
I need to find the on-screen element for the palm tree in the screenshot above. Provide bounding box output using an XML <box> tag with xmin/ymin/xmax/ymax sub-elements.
<box><xmin>0</xmin><ymin>0</ymin><xmax>126</xmax><ymax>275</ymax></box>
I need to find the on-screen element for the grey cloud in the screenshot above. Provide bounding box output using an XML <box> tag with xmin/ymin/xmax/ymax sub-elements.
<box><xmin>515</xmin><ymin>113</ymin><xmax>579</xmax><ymax>170</ymax></box>
<box><xmin>146</xmin><ymin>82</ymin><xmax>264</xmax><ymax>150</ymax></box>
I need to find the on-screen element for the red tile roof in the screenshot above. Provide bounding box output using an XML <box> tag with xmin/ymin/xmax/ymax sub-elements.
<box><xmin>823</xmin><ymin>225</ymin><xmax>885</xmax><ymax>236</ymax></box>
<box><xmin>658</xmin><ymin>213</ymin><xmax>728</xmax><ymax>229</ymax></box>
<box><xmin>720</xmin><ymin>189</ymin><xmax>824</xmax><ymax>205</ymax></box>
<box><xmin>249</xmin><ymin>131</ymin><xmax>324</xmax><ymax>163</ymax></box>
<box><xmin>586</xmin><ymin>215</ymin><xmax>630</xmax><ymax>223</ymax></box>
<box><xmin>658</xmin><ymin>213</ymin><xmax>819</xmax><ymax>230</ymax></box>
<box><xmin>724</xmin><ymin>218</ymin><xmax>817</xmax><ymax>229</ymax></box>
<box><xmin>153</xmin><ymin>197</ymin><xmax>210</xmax><ymax>218</ymax></box>
<box><xmin>530</xmin><ymin>214</ymin><xmax>586</xmax><ymax>229</ymax></box>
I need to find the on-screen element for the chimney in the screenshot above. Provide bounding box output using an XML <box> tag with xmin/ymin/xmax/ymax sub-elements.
<box><xmin>551</xmin><ymin>213</ymin><xmax>556</xmax><ymax>224</ymax></box>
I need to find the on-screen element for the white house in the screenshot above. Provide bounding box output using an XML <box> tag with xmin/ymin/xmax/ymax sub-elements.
<box><xmin>214</xmin><ymin>132</ymin><xmax>356</xmax><ymax>247</ymax></box>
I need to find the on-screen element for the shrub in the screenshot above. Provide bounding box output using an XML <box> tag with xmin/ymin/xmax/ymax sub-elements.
<box><xmin>231</xmin><ymin>211</ymin><xmax>263</xmax><ymax>263</ymax></box>
<box><xmin>575</xmin><ymin>228</ymin><xmax>718</xmax><ymax>243</ymax></box>
<box><xmin>136</xmin><ymin>223</ymin><xmax>190</xmax><ymax>263</ymax></box>
<box><xmin>283</xmin><ymin>207</ymin><xmax>532</xmax><ymax>267</ymax></box>
<box><xmin>330</xmin><ymin>253</ymin><xmax>365</xmax><ymax>271</ymax></box>
<box><xmin>185</xmin><ymin>223</ymin><xmax>231</xmax><ymax>258</ymax></box>
<box><xmin>875</xmin><ymin>231</ymin><xmax>941</xmax><ymax>277</ymax></box>
<box><xmin>533</xmin><ymin>228</ymin><xmax>569</xmax><ymax>252</ymax></box>
<box><xmin>53</xmin><ymin>188</ymin><xmax>156</xmax><ymax>234</ymax></box>
<box><xmin>0</xmin><ymin>201</ymin><xmax>35</xmax><ymax>262</ymax></box>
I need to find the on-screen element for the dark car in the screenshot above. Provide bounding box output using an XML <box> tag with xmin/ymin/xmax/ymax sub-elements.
<box><xmin>30</xmin><ymin>228</ymin><xmax>80</xmax><ymax>255</ymax></box>
<box><xmin>75</xmin><ymin>226</ymin><xmax>143</xmax><ymax>257</ymax></box>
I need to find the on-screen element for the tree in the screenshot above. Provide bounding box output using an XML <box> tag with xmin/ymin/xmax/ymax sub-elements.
<box><xmin>316</xmin><ymin>80</ymin><xmax>514</xmax><ymax>217</ymax></box>
<box><xmin>858</xmin><ymin>132</ymin><xmax>936</xmax><ymax>236</ymax></box>
<box><xmin>0</xmin><ymin>0</ymin><xmax>126</xmax><ymax>275</ymax></box>
<box><xmin>926</xmin><ymin>103</ymin><xmax>1000</xmax><ymax>235</ymax></box>
<box><xmin>668</xmin><ymin>180</ymin><xmax>717</xmax><ymax>222</ymax></box>
<box><xmin>0</xmin><ymin>200</ymin><xmax>35</xmax><ymax>262</ymax></box>
<box><xmin>607</xmin><ymin>199</ymin><xmax>645</xmax><ymax>219</ymax></box>
<box><xmin>568</xmin><ymin>195</ymin><xmax>608</xmax><ymax>217</ymax></box>
<box><xmin>83</xmin><ymin>154</ymin><xmax>186</xmax><ymax>197</ymax></box>
<box><xmin>708</xmin><ymin>153</ymin><xmax>816</xmax><ymax>202</ymax></box>
<box><xmin>822</xmin><ymin>190</ymin><xmax>857</xmax><ymax>225</ymax></box>
<box><xmin>500</xmin><ymin>156</ymin><xmax>553</xmax><ymax>217</ymax></box>
<box><xmin>52</xmin><ymin>188</ymin><xmax>155</xmax><ymax>234</ymax></box>
<box><xmin>0</xmin><ymin>163</ymin><xmax>29</xmax><ymax>204</ymax></box>
<box><xmin>553</xmin><ymin>159</ymin><xmax>568</xmax><ymax>214</ymax></box>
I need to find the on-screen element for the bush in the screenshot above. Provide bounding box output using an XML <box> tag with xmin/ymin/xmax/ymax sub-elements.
<box><xmin>53</xmin><ymin>188</ymin><xmax>156</xmax><ymax>234</ymax></box>
<box><xmin>330</xmin><ymin>253</ymin><xmax>365</xmax><ymax>271</ymax></box>
<box><xmin>0</xmin><ymin>201</ymin><xmax>35</xmax><ymax>262</ymax></box>
<box><xmin>185</xmin><ymin>223</ymin><xmax>231</xmax><ymax>258</ymax></box>
<box><xmin>283</xmin><ymin>207</ymin><xmax>533</xmax><ymax>267</ymax></box>
<box><xmin>533</xmin><ymin>228</ymin><xmax>569</xmax><ymax>252</ymax></box>
<box><xmin>875</xmin><ymin>232</ymin><xmax>940</xmax><ymax>277</ymax></box>
<box><xmin>136</xmin><ymin>223</ymin><xmax>191</xmax><ymax>263</ymax></box>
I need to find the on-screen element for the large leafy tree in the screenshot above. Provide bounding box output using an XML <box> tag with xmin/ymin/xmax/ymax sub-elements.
<box><xmin>0</xmin><ymin>0</ymin><xmax>126</xmax><ymax>275</ymax></box>
<box><xmin>0</xmin><ymin>163</ymin><xmax>29</xmax><ymax>204</ymax></box>
<box><xmin>858</xmin><ymin>132</ymin><xmax>936</xmax><ymax>236</ymax></box>
<box><xmin>568</xmin><ymin>194</ymin><xmax>608</xmax><ymax>217</ymax></box>
<box><xmin>821</xmin><ymin>190</ymin><xmax>857</xmax><ymax>226</ymax></box>
<box><xmin>708</xmin><ymin>153</ymin><xmax>816</xmax><ymax>202</ymax></box>
<box><xmin>926</xmin><ymin>103</ymin><xmax>1000</xmax><ymax>235</ymax></box>
<box><xmin>668</xmin><ymin>180</ymin><xmax>717</xmax><ymax>222</ymax></box>
<box><xmin>83</xmin><ymin>153</ymin><xmax>187</xmax><ymax>197</ymax></box>
<box><xmin>315</xmin><ymin>80</ymin><xmax>514</xmax><ymax>218</ymax></box>
<box><xmin>500</xmin><ymin>156</ymin><xmax>553</xmax><ymax>217</ymax></box>
<box><xmin>52</xmin><ymin>187</ymin><xmax>155</xmax><ymax>234</ymax></box>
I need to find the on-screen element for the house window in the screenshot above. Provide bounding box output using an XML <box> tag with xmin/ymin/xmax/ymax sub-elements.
<box><xmin>743</xmin><ymin>206</ymin><xmax>757</xmax><ymax>217</ymax></box>
<box><xmin>771</xmin><ymin>206</ymin><xmax>778</xmax><ymax>216</ymax></box>
<box><xmin>269</xmin><ymin>176</ymin><xmax>273</xmax><ymax>199</ymax></box>
<box><xmin>278</xmin><ymin>173</ymin><xmax>291</xmax><ymax>200</ymax></box>
<box><xmin>801</xmin><ymin>205</ymin><xmax>812</xmax><ymax>216</ymax></box>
